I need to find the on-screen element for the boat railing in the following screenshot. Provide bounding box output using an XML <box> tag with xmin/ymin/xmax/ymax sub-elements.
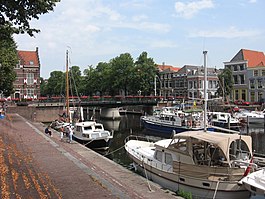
<box><xmin>124</xmin><ymin>135</ymin><xmax>154</xmax><ymax>145</ymax></box>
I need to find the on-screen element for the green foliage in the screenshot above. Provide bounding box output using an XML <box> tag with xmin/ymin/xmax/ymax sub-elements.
<box><xmin>177</xmin><ymin>189</ymin><xmax>192</xmax><ymax>199</ymax></box>
<box><xmin>0</xmin><ymin>0</ymin><xmax>60</xmax><ymax>36</ymax></box>
<box><xmin>217</xmin><ymin>67</ymin><xmax>233</xmax><ymax>101</ymax></box>
<box><xmin>44</xmin><ymin>71</ymin><xmax>65</xmax><ymax>96</ymax></box>
<box><xmin>41</xmin><ymin>51</ymin><xmax>158</xmax><ymax>97</ymax></box>
<box><xmin>0</xmin><ymin>28</ymin><xmax>17</xmax><ymax>97</ymax></box>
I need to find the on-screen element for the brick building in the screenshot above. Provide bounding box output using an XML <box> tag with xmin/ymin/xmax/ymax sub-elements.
<box><xmin>13</xmin><ymin>47</ymin><xmax>41</xmax><ymax>100</ymax></box>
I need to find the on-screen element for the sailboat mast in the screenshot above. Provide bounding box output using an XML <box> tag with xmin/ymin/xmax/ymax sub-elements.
<box><xmin>66</xmin><ymin>50</ymin><xmax>70</xmax><ymax>122</ymax></box>
<box><xmin>203</xmin><ymin>51</ymin><xmax>207</xmax><ymax>132</ymax></box>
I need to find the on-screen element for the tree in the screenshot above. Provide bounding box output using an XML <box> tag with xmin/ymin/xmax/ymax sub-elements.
<box><xmin>110</xmin><ymin>53</ymin><xmax>134</xmax><ymax>95</ymax></box>
<box><xmin>0</xmin><ymin>0</ymin><xmax>60</xmax><ymax>36</ymax></box>
<box><xmin>44</xmin><ymin>71</ymin><xmax>65</xmax><ymax>96</ymax></box>
<box><xmin>0</xmin><ymin>28</ymin><xmax>17</xmax><ymax>97</ymax></box>
<box><xmin>217</xmin><ymin>67</ymin><xmax>233</xmax><ymax>102</ymax></box>
<box><xmin>133</xmin><ymin>52</ymin><xmax>157</xmax><ymax>95</ymax></box>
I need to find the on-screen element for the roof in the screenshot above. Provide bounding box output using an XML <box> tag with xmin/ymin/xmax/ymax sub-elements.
<box><xmin>157</xmin><ymin>64</ymin><xmax>180</xmax><ymax>72</ymax></box>
<box><xmin>230</xmin><ymin>49</ymin><xmax>265</xmax><ymax>68</ymax></box>
<box><xmin>17</xmin><ymin>48</ymin><xmax>40</xmax><ymax>67</ymax></box>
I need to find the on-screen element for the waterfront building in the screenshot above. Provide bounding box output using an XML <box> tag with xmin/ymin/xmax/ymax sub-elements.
<box><xmin>224</xmin><ymin>49</ymin><xmax>265</xmax><ymax>103</ymax></box>
<box><xmin>13</xmin><ymin>47</ymin><xmax>41</xmax><ymax>100</ymax></box>
<box><xmin>156</xmin><ymin>63</ymin><xmax>180</xmax><ymax>99</ymax></box>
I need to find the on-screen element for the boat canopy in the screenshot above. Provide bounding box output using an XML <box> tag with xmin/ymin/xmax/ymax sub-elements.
<box><xmin>171</xmin><ymin>131</ymin><xmax>252</xmax><ymax>160</ymax></box>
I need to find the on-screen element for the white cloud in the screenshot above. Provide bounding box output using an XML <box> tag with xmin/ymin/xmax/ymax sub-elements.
<box><xmin>149</xmin><ymin>40</ymin><xmax>177</xmax><ymax>48</ymax></box>
<box><xmin>189</xmin><ymin>26</ymin><xmax>262</xmax><ymax>38</ymax></box>
<box><xmin>174</xmin><ymin>0</ymin><xmax>215</xmax><ymax>19</ymax></box>
<box><xmin>248</xmin><ymin>0</ymin><xmax>257</xmax><ymax>3</ymax></box>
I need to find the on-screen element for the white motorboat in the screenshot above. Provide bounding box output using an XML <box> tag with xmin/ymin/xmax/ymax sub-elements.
<box><xmin>208</xmin><ymin>111</ymin><xmax>241</xmax><ymax>132</ymax></box>
<box><xmin>241</xmin><ymin>167</ymin><xmax>265</xmax><ymax>196</ymax></box>
<box><xmin>73</xmin><ymin>121</ymin><xmax>113</xmax><ymax>150</ymax></box>
<box><xmin>125</xmin><ymin>131</ymin><xmax>255</xmax><ymax>199</ymax></box>
<box><xmin>234</xmin><ymin>109</ymin><xmax>264</xmax><ymax>125</ymax></box>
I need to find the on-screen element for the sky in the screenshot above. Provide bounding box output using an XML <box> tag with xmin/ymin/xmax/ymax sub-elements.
<box><xmin>14</xmin><ymin>0</ymin><xmax>265</xmax><ymax>78</ymax></box>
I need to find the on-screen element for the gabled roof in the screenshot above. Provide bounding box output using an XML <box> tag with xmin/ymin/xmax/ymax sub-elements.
<box><xmin>17</xmin><ymin>48</ymin><xmax>40</xmax><ymax>67</ymax></box>
<box><xmin>157</xmin><ymin>64</ymin><xmax>180</xmax><ymax>72</ymax></box>
<box><xmin>230</xmin><ymin>49</ymin><xmax>265</xmax><ymax>68</ymax></box>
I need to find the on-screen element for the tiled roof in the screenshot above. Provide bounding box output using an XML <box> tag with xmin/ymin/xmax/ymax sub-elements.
<box><xmin>231</xmin><ymin>49</ymin><xmax>265</xmax><ymax>68</ymax></box>
<box><xmin>17</xmin><ymin>48</ymin><xmax>40</xmax><ymax>67</ymax></box>
<box><xmin>242</xmin><ymin>49</ymin><xmax>265</xmax><ymax>68</ymax></box>
<box><xmin>157</xmin><ymin>64</ymin><xmax>180</xmax><ymax>72</ymax></box>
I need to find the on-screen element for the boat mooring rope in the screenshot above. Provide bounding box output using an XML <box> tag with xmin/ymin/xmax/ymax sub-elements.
<box><xmin>102</xmin><ymin>145</ymin><xmax>125</xmax><ymax>157</ymax></box>
<box><xmin>212</xmin><ymin>180</ymin><xmax>220</xmax><ymax>199</ymax></box>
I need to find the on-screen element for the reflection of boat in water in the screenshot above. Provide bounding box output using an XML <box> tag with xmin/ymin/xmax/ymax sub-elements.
<box><xmin>101</xmin><ymin>119</ymin><xmax>121</xmax><ymax>131</ymax></box>
<box><xmin>73</xmin><ymin>121</ymin><xmax>113</xmax><ymax>150</ymax></box>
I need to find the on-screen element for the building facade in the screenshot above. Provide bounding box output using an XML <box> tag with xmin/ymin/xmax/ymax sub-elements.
<box><xmin>13</xmin><ymin>47</ymin><xmax>41</xmax><ymax>100</ymax></box>
<box><xmin>224</xmin><ymin>49</ymin><xmax>265</xmax><ymax>103</ymax></box>
<box><xmin>157</xmin><ymin>64</ymin><xmax>220</xmax><ymax>100</ymax></box>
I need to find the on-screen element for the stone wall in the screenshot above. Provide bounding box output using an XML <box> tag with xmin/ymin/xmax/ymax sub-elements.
<box><xmin>7</xmin><ymin>106</ymin><xmax>63</xmax><ymax>122</ymax></box>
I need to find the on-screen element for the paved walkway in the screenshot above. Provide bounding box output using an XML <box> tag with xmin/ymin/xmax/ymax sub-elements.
<box><xmin>0</xmin><ymin>114</ymin><xmax>181</xmax><ymax>199</ymax></box>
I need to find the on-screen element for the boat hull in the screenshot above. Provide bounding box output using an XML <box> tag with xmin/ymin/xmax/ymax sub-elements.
<box><xmin>141</xmin><ymin>118</ymin><xmax>201</xmax><ymax>136</ymax></box>
<box><xmin>129</xmin><ymin>153</ymin><xmax>250</xmax><ymax>199</ymax></box>
<box><xmin>73</xmin><ymin>135</ymin><xmax>112</xmax><ymax>150</ymax></box>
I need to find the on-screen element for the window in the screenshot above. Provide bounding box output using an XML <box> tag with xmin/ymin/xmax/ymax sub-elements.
<box><xmin>240</xmin><ymin>64</ymin><xmax>244</xmax><ymax>71</ymax></box>
<box><xmin>188</xmin><ymin>81</ymin><xmax>192</xmax><ymax>89</ymax></box>
<box><xmin>27</xmin><ymin>73</ymin><xmax>34</xmax><ymax>85</ymax></box>
<box><xmin>27</xmin><ymin>89</ymin><xmax>34</xmax><ymax>98</ymax></box>
<box><xmin>233</xmin><ymin>75</ymin><xmax>238</xmax><ymax>84</ymax></box>
<box><xmin>253</xmin><ymin>70</ymin><xmax>259</xmax><ymax>76</ymax></box>
<box><xmin>262</xmin><ymin>70</ymin><xmax>265</xmax><ymax>76</ymax></box>
<box><xmin>155</xmin><ymin>151</ymin><xmax>163</xmax><ymax>162</ymax></box>
<box><xmin>233</xmin><ymin>65</ymin><xmax>238</xmax><ymax>71</ymax></box>
<box><xmin>29</xmin><ymin>61</ymin><xmax>34</xmax><ymax>65</ymax></box>
<box><xmin>250</xmin><ymin>92</ymin><xmax>255</xmax><ymax>102</ymax></box>
<box><xmin>242</xmin><ymin>90</ymin><xmax>246</xmax><ymax>101</ymax></box>
<box><xmin>235</xmin><ymin>90</ymin><xmax>239</xmax><ymax>100</ymax></box>
<box><xmin>194</xmin><ymin>81</ymin><xmax>197</xmax><ymax>89</ymax></box>
<box><xmin>258</xmin><ymin>79</ymin><xmax>262</xmax><ymax>88</ymax></box>
<box><xmin>239</xmin><ymin>75</ymin><xmax>245</xmax><ymax>84</ymax></box>
<box><xmin>209</xmin><ymin>80</ymin><xmax>212</xmax><ymax>88</ymax></box>
<box><xmin>258</xmin><ymin>92</ymin><xmax>262</xmax><ymax>102</ymax></box>
<box><xmin>250</xmin><ymin>80</ymin><xmax>255</xmax><ymax>89</ymax></box>
<box><xmin>165</xmin><ymin>153</ymin><xmax>173</xmax><ymax>164</ymax></box>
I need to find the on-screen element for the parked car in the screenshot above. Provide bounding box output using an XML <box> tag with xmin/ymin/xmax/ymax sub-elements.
<box><xmin>234</xmin><ymin>100</ymin><xmax>250</xmax><ymax>106</ymax></box>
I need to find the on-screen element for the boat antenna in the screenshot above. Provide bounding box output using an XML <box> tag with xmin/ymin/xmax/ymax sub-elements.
<box><xmin>203</xmin><ymin>51</ymin><xmax>207</xmax><ymax>132</ymax></box>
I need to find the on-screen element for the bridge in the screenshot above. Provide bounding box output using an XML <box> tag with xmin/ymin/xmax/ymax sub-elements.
<box><xmin>16</xmin><ymin>96</ymin><xmax>159</xmax><ymax>107</ymax></box>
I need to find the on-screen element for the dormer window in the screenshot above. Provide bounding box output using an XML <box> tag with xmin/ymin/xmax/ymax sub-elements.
<box><xmin>29</xmin><ymin>61</ymin><xmax>34</xmax><ymax>65</ymax></box>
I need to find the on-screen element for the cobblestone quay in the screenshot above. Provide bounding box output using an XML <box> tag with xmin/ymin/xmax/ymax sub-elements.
<box><xmin>0</xmin><ymin>114</ymin><xmax>180</xmax><ymax>199</ymax></box>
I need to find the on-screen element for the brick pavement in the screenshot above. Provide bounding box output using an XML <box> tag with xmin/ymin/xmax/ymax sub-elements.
<box><xmin>0</xmin><ymin>114</ymin><xmax>181</xmax><ymax>199</ymax></box>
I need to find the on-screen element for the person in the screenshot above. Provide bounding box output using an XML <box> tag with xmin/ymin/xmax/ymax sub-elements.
<box><xmin>45</xmin><ymin>126</ymin><xmax>52</xmax><ymax>137</ymax></box>
<box><xmin>67</xmin><ymin>125</ymin><xmax>73</xmax><ymax>143</ymax></box>
<box><xmin>60</xmin><ymin>126</ymin><xmax>64</xmax><ymax>141</ymax></box>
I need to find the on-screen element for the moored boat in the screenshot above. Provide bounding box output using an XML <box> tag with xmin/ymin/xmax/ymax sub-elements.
<box><xmin>73</xmin><ymin>121</ymin><xmax>113</xmax><ymax>150</ymax></box>
<box><xmin>125</xmin><ymin>131</ymin><xmax>255</xmax><ymax>199</ymax></box>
